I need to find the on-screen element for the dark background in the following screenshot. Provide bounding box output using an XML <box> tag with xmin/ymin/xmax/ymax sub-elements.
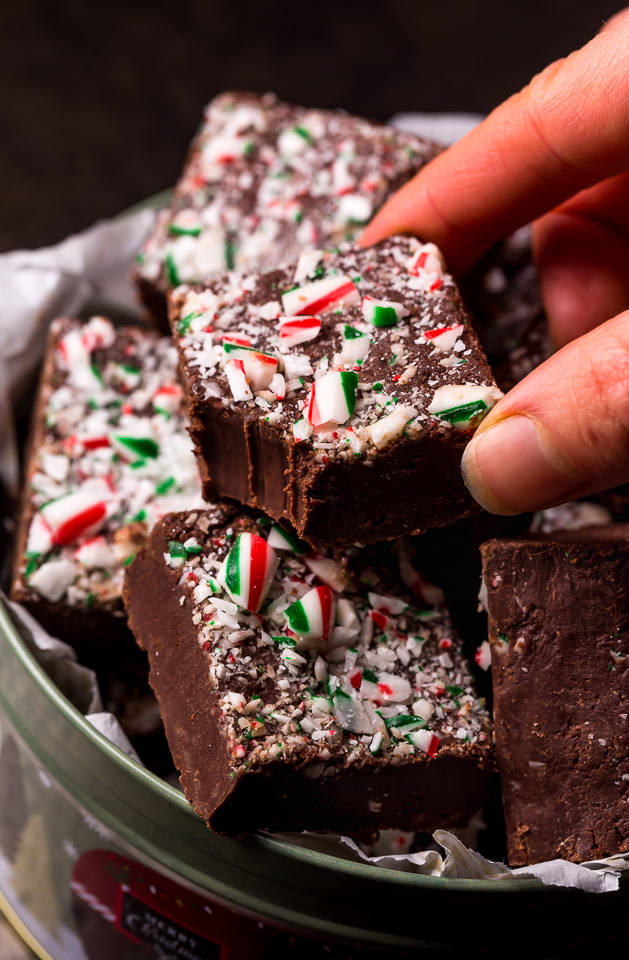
<box><xmin>1</xmin><ymin>0</ymin><xmax>618</xmax><ymax>252</ymax></box>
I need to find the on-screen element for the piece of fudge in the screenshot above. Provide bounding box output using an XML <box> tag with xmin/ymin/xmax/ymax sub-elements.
<box><xmin>123</xmin><ymin>507</ymin><xmax>493</xmax><ymax>836</ymax></box>
<box><xmin>11</xmin><ymin>316</ymin><xmax>203</xmax><ymax>658</ymax></box>
<box><xmin>170</xmin><ymin>236</ymin><xmax>503</xmax><ymax>547</ymax></box>
<box><xmin>481</xmin><ymin>527</ymin><xmax>629</xmax><ymax>865</ymax></box>
<box><xmin>133</xmin><ymin>91</ymin><xmax>442</xmax><ymax>329</ymax></box>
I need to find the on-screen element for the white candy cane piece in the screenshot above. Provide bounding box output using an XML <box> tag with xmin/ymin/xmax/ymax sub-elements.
<box><xmin>281</xmin><ymin>275</ymin><xmax>359</xmax><ymax>316</ymax></box>
<box><xmin>407</xmin><ymin>242</ymin><xmax>446</xmax><ymax>280</ymax></box>
<box><xmin>28</xmin><ymin>559</ymin><xmax>76</xmax><ymax>602</ymax></box>
<box><xmin>428</xmin><ymin>383</ymin><xmax>502</xmax><ymax>429</ymax></box>
<box><xmin>153</xmin><ymin>383</ymin><xmax>183</xmax><ymax>415</ymax></box>
<box><xmin>269</xmin><ymin>372</ymin><xmax>285</xmax><ymax>398</ymax></box>
<box><xmin>412</xmin><ymin>699</ymin><xmax>434</xmax><ymax>721</ymax></box>
<box><xmin>284</xmin><ymin>585</ymin><xmax>335</xmax><ymax>640</ymax></box>
<box><xmin>475</xmin><ymin>641</ymin><xmax>492</xmax><ymax>671</ymax></box>
<box><xmin>293</xmin><ymin>249</ymin><xmax>324</xmax><ymax>283</ymax></box>
<box><xmin>278</xmin><ymin>316</ymin><xmax>321</xmax><ymax>350</ymax></box>
<box><xmin>424</xmin><ymin>323</ymin><xmax>464</xmax><ymax>352</ymax></box>
<box><xmin>408</xmin><ymin>728</ymin><xmax>440</xmax><ymax>758</ymax></box>
<box><xmin>336</xmin><ymin>598</ymin><xmax>360</xmax><ymax>630</ymax></box>
<box><xmin>292</xmin><ymin>418</ymin><xmax>313</xmax><ymax>442</ymax></box>
<box><xmin>26</xmin><ymin>512</ymin><xmax>53</xmax><ymax>558</ymax></box>
<box><xmin>307</xmin><ymin>370</ymin><xmax>358</xmax><ymax>427</ymax></box>
<box><xmin>332</xmin><ymin>154</ymin><xmax>355</xmax><ymax>195</ymax></box>
<box><xmin>41</xmin><ymin>486</ymin><xmax>109</xmax><ymax>546</ymax></box>
<box><xmin>258</xmin><ymin>301</ymin><xmax>281</xmax><ymax>320</ymax></box>
<box><xmin>361</xmin><ymin>296</ymin><xmax>408</xmax><ymax>328</ymax></box>
<box><xmin>305</xmin><ymin>555</ymin><xmax>350</xmax><ymax>593</ymax></box>
<box><xmin>333</xmin><ymin>690</ymin><xmax>373</xmax><ymax>734</ymax></box>
<box><xmin>334</xmin><ymin>324</ymin><xmax>370</xmax><ymax>366</ymax></box>
<box><xmin>266</xmin><ymin>523</ymin><xmax>307</xmax><ymax>555</ymax></box>
<box><xmin>278</xmin><ymin>126</ymin><xmax>310</xmax><ymax>157</ymax></box>
<box><xmin>337</xmin><ymin>193</ymin><xmax>372</xmax><ymax>224</ymax></box>
<box><xmin>375</xmin><ymin>673</ymin><xmax>412</xmax><ymax>702</ymax></box>
<box><xmin>365</xmin><ymin>405</ymin><xmax>417</xmax><ymax>451</ymax></box>
<box><xmin>222</xmin><ymin>343</ymin><xmax>278</xmax><ymax>391</ymax></box>
<box><xmin>368</xmin><ymin>592</ymin><xmax>409</xmax><ymax>615</ymax></box>
<box><xmin>219</xmin><ymin>532</ymin><xmax>279</xmax><ymax>613</ymax></box>
<box><xmin>75</xmin><ymin>536</ymin><xmax>117</xmax><ymax>569</ymax></box>
<box><xmin>225</xmin><ymin>358</ymin><xmax>253</xmax><ymax>401</ymax></box>
<box><xmin>82</xmin><ymin>316</ymin><xmax>116</xmax><ymax>351</ymax></box>
<box><xmin>56</xmin><ymin>327</ymin><xmax>104</xmax><ymax>392</ymax></box>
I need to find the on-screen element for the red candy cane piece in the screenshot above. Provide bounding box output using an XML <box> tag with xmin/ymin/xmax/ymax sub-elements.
<box><xmin>278</xmin><ymin>316</ymin><xmax>321</xmax><ymax>350</ymax></box>
<box><xmin>281</xmin><ymin>275</ymin><xmax>360</xmax><ymax>317</ymax></box>
<box><xmin>424</xmin><ymin>324</ymin><xmax>464</xmax><ymax>352</ymax></box>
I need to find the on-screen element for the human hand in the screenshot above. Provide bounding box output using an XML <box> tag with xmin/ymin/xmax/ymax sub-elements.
<box><xmin>362</xmin><ymin>10</ymin><xmax>629</xmax><ymax>515</ymax></box>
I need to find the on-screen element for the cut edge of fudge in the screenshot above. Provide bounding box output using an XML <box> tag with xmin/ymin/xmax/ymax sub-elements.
<box><xmin>10</xmin><ymin>316</ymin><xmax>203</xmax><ymax>659</ymax></box>
<box><xmin>132</xmin><ymin>90</ymin><xmax>443</xmax><ymax>329</ymax></box>
<box><xmin>123</xmin><ymin>506</ymin><xmax>493</xmax><ymax>837</ymax></box>
<box><xmin>170</xmin><ymin>235</ymin><xmax>502</xmax><ymax>547</ymax></box>
<box><xmin>481</xmin><ymin>526</ymin><xmax>629</xmax><ymax>866</ymax></box>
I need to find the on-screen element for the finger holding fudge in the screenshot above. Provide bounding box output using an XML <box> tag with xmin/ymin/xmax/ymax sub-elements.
<box><xmin>362</xmin><ymin>10</ymin><xmax>629</xmax><ymax>348</ymax></box>
<box><xmin>363</xmin><ymin>10</ymin><xmax>629</xmax><ymax>269</ymax></box>
<box><xmin>462</xmin><ymin>309</ymin><xmax>629</xmax><ymax>515</ymax></box>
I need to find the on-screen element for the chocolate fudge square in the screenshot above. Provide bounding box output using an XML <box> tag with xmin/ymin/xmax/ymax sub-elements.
<box><xmin>133</xmin><ymin>91</ymin><xmax>442</xmax><ymax>328</ymax></box>
<box><xmin>124</xmin><ymin>507</ymin><xmax>493</xmax><ymax>836</ymax></box>
<box><xmin>170</xmin><ymin>236</ymin><xmax>502</xmax><ymax>547</ymax></box>
<box><xmin>481</xmin><ymin>526</ymin><xmax>629</xmax><ymax>866</ymax></box>
<box><xmin>11</xmin><ymin>316</ymin><xmax>203</xmax><ymax>657</ymax></box>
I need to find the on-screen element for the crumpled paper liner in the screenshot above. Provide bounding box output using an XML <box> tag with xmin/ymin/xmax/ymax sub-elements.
<box><xmin>2</xmin><ymin>115</ymin><xmax>629</xmax><ymax>892</ymax></box>
<box><xmin>0</xmin><ymin>210</ymin><xmax>155</xmax><ymax>491</ymax></box>
<box><xmin>3</xmin><ymin>594</ymin><xmax>139</xmax><ymax>762</ymax></box>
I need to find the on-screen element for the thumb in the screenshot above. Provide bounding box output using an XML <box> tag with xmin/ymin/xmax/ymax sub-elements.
<box><xmin>462</xmin><ymin>310</ymin><xmax>629</xmax><ymax>514</ymax></box>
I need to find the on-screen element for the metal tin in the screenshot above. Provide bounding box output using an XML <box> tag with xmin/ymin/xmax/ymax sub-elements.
<box><xmin>2</xmin><ymin>600</ymin><xmax>629</xmax><ymax>957</ymax></box>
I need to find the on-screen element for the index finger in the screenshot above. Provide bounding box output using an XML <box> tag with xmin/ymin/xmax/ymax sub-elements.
<box><xmin>362</xmin><ymin>9</ymin><xmax>629</xmax><ymax>274</ymax></box>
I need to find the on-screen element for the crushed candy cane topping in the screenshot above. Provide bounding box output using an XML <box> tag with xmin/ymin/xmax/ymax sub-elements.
<box><xmin>19</xmin><ymin>317</ymin><xmax>203</xmax><ymax>610</ymax></box>
<box><xmin>162</xmin><ymin>510</ymin><xmax>491</xmax><ymax>772</ymax></box>
<box><xmin>171</xmin><ymin>236</ymin><xmax>502</xmax><ymax>462</ymax></box>
<box><xmin>135</xmin><ymin>91</ymin><xmax>440</xmax><ymax>289</ymax></box>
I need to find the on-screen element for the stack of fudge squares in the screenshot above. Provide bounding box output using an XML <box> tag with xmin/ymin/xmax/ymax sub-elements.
<box><xmin>11</xmin><ymin>92</ymin><xmax>629</xmax><ymax>862</ymax></box>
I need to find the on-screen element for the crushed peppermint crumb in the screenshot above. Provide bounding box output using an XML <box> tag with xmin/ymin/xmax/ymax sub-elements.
<box><xmin>159</xmin><ymin>510</ymin><xmax>491</xmax><ymax>773</ymax></box>
<box><xmin>134</xmin><ymin>91</ymin><xmax>440</xmax><ymax>298</ymax></box>
<box><xmin>17</xmin><ymin>317</ymin><xmax>203</xmax><ymax>612</ymax></box>
<box><xmin>170</xmin><ymin>237</ymin><xmax>502</xmax><ymax>465</ymax></box>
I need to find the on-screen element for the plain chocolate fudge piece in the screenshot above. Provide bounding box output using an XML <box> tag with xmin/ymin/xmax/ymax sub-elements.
<box><xmin>124</xmin><ymin>507</ymin><xmax>493</xmax><ymax>836</ymax></box>
<box><xmin>133</xmin><ymin>91</ymin><xmax>442</xmax><ymax>328</ymax></box>
<box><xmin>481</xmin><ymin>526</ymin><xmax>629</xmax><ymax>866</ymax></box>
<box><xmin>170</xmin><ymin>236</ymin><xmax>502</xmax><ymax>547</ymax></box>
<box><xmin>11</xmin><ymin>317</ymin><xmax>203</xmax><ymax>656</ymax></box>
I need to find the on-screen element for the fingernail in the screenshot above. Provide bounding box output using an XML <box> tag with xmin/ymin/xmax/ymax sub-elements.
<box><xmin>461</xmin><ymin>415</ymin><xmax>581</xmax><ymax>515</ymax></box>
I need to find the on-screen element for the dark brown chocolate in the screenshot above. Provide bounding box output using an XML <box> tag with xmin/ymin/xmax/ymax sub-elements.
<box><xmin>171</xmin><ymin>237</ymin><xmax>502</xmax><ymax>547</ymax></box>
<box><xmin>133</xmin><ymin>91</ymin><xmax>442</xmax><ymax>329</ymax></box>
<box><xmin>124</xmin><ymin>507</ymin><xmax>493</xmax><ymax>836</ymax></box>
<box><xmin>10</xmin><ymin>316</ymin><xmax>202</xmax><ymax>664</ymax></box>
<box><xmin>481</xmin><ymin>526</ymin><xmax>629</xmax><ymax>866</ymax></box>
